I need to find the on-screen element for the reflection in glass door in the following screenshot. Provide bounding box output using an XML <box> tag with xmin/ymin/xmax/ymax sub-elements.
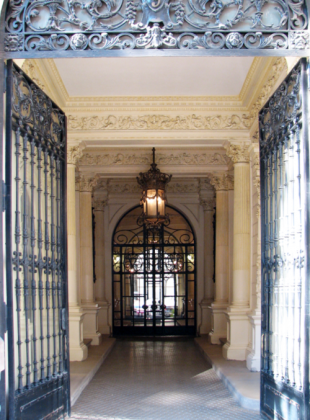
<box><xmin>112</xmin><ymin>206</ymin><xmax>196</xmax><ymax>336</ymax></box>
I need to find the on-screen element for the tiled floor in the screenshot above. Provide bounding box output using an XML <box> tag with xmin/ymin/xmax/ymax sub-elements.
<box><xmin>70</xmin><ymin>337</ymin><xmax>262</xmax><ymax>420</ymax></box>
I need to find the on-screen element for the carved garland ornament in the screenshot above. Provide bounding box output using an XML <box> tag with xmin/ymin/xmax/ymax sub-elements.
<box><xmin>78</xmin><ymin>151</ymin><xmax>230</xmax><ymax>166</ymax></box>
<box><xmin>68</xmin><ymin>114</ymin><xmax>250</xmax><ymax>131</ymax></box>
<box><xmin>3</xmin><ymin>0</ymin><xmax>309</xmax><ymax>52</ymax></box>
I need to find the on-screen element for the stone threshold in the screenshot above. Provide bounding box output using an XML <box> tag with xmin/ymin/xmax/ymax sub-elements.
<box><xmin>195</xmin><ymin>337</ymin><xmax>260</xmax><ymax>412</ymax></box>
<box><xmin>70</xmin><ymin>336</ymin><xmax>116</xmax><ymax>407</ymax></box>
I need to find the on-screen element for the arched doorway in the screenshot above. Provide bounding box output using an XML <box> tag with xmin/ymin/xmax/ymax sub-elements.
<box><xmin>112</xmin><ymin>205</ymin><xmax>196</xmax><ymax>336</ymax></box>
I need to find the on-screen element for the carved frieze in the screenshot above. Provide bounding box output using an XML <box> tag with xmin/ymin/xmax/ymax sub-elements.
<box><xmin>108</xmin><ymin>182</ymin><xmax>141</xmax><ymax>194</ymax></box>
<box><xmin>68</xmin><ymin>114</ymin><xmax>249</xmax><ymax>131</ymax></box>
<box><xmin>225</xmin><ymin>143</ymin><xmax>250</xmax><ymax>164</ymax></box>
<box><xmin>78</xmin><ymin>151</ymin><xmax>230</xmax><ymax>167</ymax></box>
<box><xmin>167</xmin><ymin>182</ymin><xmax>199</xmax><ymax>193</ymax></box>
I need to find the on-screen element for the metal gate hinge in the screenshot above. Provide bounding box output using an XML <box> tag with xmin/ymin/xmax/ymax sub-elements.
<box><xmin>2</xmin><ymin>181</ymin><xmax>6</xmax><ymax>212</ymax></box>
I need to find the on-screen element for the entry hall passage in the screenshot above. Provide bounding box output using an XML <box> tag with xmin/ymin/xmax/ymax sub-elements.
<box><xmin>70</xmin><ymin>338</ymin><xmax>262</xmax><ymax>420</ymax></box>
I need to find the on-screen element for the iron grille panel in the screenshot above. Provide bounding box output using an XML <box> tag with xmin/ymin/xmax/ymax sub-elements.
<box><xmin>2</xmin><ymin>0</ymin><xmax>309</xmax><ymax>52</ymax></box>
<box><xmin>259</xmin><ymin>58</ymin><xmax>310</xmax><ymax>420</ymax></box>
<box><xmin>5</xmin><ymin>61</ymin><xmax>70</xmax><ymax>419</ymax></box>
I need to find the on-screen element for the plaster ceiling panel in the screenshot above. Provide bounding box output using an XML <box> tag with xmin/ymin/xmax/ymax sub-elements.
<box><xmin>54</xmin><ymin>57</ymin><xmax>253</xmax><ymax>97</ymax></box>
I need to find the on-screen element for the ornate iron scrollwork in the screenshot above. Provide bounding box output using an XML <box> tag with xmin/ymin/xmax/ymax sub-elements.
<box><xmin>3</xmin><ymin>0</ymin><xmax>309</xmax><ymax>52</ymax></box>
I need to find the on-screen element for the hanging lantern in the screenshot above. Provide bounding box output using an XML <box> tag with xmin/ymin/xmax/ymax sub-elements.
<box><xmin>137</xmin><ymin>148</ymin><xmax>172</xmax><ymax>226</ymax></box>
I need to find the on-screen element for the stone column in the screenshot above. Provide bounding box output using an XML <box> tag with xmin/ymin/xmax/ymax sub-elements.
<box><xmin>246</xmin><ymin>145</ymin><xmax>261</xmax><ymax>371</ymax></box>
<box><xmin>67</xmin><ymin>147</ymin><xmax>87</xmax><ymax>361</ymax></box>
<box><xmin>208</xmin><ymin>173</ymin><xmax>232</xmax><ymax>344</ymax></box>
<box><xmin>199</xmin><ymin>198</ymin><xmax>215</xmax><ymax>334</ymax></box>
<box><xmin>79</xmin><ymin>174</ymin><xmax>102</xmax><ymax>345</ymax></box>
<box><xmin>223</xmin><ymin>143</ymin><xmax>251</xmax><ymax>361</ymax></box>
<box><xmin>93</xmin><ymin>198</ymin><xmax>111</xmax><ymax>335</ymax></box>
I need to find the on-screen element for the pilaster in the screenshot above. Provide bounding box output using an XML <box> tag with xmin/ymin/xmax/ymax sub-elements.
<box><xmin>207</xmin><ymin>173</ymin><xmax>232</xmax><ymax>344</ymax></box>
<box><xmin>246</xmin><ymin>144</ymin><xmax>261</xmax><ymax>371</ymax></box>
<box><xmin>199</xmin><ymin>192</ymin><xmax>215</xmax><ymax>335</ymax></box>
<box><xmin>67</xmin><ymin>145</ymin><xmax>87</xmax><ymax>361</ymax></box>
<box><xmin>93</xmin><ymin>196</ymin><xmax>111</xmax><ymax>335</ymax></box>
<box><xmin>79</xmin><ymin>173</ymin><xmax>102</xmax><ymax>345</ymax></box>
<box><xmin>223</xmin><ymin>142</ymin><xmax>251</xmax><ymax>361</ymax></box>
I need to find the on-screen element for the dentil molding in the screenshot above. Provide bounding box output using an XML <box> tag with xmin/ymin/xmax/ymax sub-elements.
<box><xmin>68</xmin><ymin>114</ymin><xmax>250</xmax><ymax>131</ymax></box>
<box><xmin>79</xmin><ymin>151</ymin><xmax>230</xmax><ymax>166</ymax></box>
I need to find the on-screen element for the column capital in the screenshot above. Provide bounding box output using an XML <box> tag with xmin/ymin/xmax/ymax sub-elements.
<box><xmin>200</xmin><ymin>198</ymin><xmax>215</xmax><ymax>212</ymax></box>
<box><xmin>79</xmin><ymin>174</ymin><xmax>100</xmax><ymax>192</ymax></box>
<box><xmin>208</xmin><ymin>173</ymin><xmax>234</xmax><ymax>191</ymax></box>
<box><xmin>67</xmin><ymin>144</ymin><xmax>85</xmax><ymax>166</ymax></box>
<box><xmin>93</xmin><ymin>198</ymin><xmax>107</xmax><ymax>211</ymax></box>
<box><xmin>225</xmin><ymin>142</ymin><xmax>250</xmax><ymax>164</ymax></box>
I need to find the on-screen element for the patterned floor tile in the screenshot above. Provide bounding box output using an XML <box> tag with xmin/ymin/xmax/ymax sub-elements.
<box><xmin>70</xmin><ymin>338</ymin><xmax>262</xmax><ymax>420</ymax></box>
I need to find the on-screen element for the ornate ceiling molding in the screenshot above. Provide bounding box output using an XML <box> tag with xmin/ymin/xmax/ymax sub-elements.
<box><xmin>78</xmin><ymin>151</ymin><xmax>230</xmax><ymax>166</ymax></box>
<box><xmin>246</xmin><ymin>57</ymin><xmax>288</xmax><ymax>128</ymax></box>
<box><xmin>68</xmin><ymin>114</ymin><xmax>250</xmax><ymax>131</ymax></box>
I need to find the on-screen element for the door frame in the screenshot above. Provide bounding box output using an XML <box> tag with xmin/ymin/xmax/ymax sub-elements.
<box><xmin>112</xmin><ymin>205</ymin><xmax>197</xmax><ymax>336</ymax></box>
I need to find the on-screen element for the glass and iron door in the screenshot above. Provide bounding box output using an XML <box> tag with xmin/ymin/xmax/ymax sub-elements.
<box><xmin>113</xmin><ymin>206</ymin><xmax>196</xmax><ymax>336</ymax></box>
<box><xmin>259</xmin><ymin>59</ymin><xmax>310</xmax><ymax>420</ymax></box>
<box><xmin>5</xmin><ymin>61</ymin><xmax>70</xmax><ymax>419</ymax></box>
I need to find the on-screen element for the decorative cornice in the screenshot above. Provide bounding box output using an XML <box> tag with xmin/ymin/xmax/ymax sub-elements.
<box><xmin>225</xmin><ymin>143</ymin><xmax>250</xmax><ymax>164</ymax></box>
<box><xmin>21</xmin><ymin>60</ymin><xmax>47</xmax><ymax>93</ymax></box>
<box><xmin>67</xmin><ymin>145</ymin><xmax>85</xmax><ymax>165</ymax></box>
<box><xmin>79</xmin><ymin>151</ymin><xmax>230</xmax><ymax>166</ymax></box>
<box><xmin>208</xmin><ymin>173</ymin><xmax>234</xmax><ymax>191</ymax></box>
<box><xmin>68</xmin><ymin>114</ymin><xmax>249</xmax><ymax>131</ymax></box>
<box><xmin>79</xmin><ymin>174</ymin><xmax>100</xmax><ymax>192</ymax></box>
<box><xmin>246</xmin><ymin>58</ymin><xmax>287</xmax><ymax>128</ymax></box>
<box><xmin>200</xmin><ymin>198</ymin><xmax>215</xmax><ymax>211</ymax></box>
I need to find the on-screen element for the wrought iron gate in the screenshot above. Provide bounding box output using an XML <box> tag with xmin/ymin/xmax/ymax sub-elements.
<box><xmin>112</xmin><ymin>206</ymin><xmax>196</xmax><ymax>336</ymax></box>
<box><xmin>259</xmin><ymin>59</ymin><xmax>310</xmax><ymax>420</ymax></box>
<box><xmin>5</xmin><ymin>61</ymin><xmax>70</xmax><ymax>419</ymax></box>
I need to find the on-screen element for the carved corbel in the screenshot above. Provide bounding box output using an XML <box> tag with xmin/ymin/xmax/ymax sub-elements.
<box><xmin>79</xmin><ymin>174</ymin><xmax>100</xmax><ymax>192</ymax></box>
<box><xmin>67</xmin><ymin>144</ymin><xmax>86</xmax><ymax>166</ymax></box>
<box><xmin>225</xmin><ymin>142</ymin><xmax>250</xmax><ymax>164</ymax></box>
<box><xmin>207</xmin><ymin>172</ymin><xmax>234</xmax><ymax>191</ymax></box>
<box><xmin>93</xmin><ymin>198</ymin><xmax>107</xmax><ymax>211</ymax></box>
<box><xmin>200</xmin><ymin>198</ymin><xmax>215</xmax><ymax>212</ymax></box>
